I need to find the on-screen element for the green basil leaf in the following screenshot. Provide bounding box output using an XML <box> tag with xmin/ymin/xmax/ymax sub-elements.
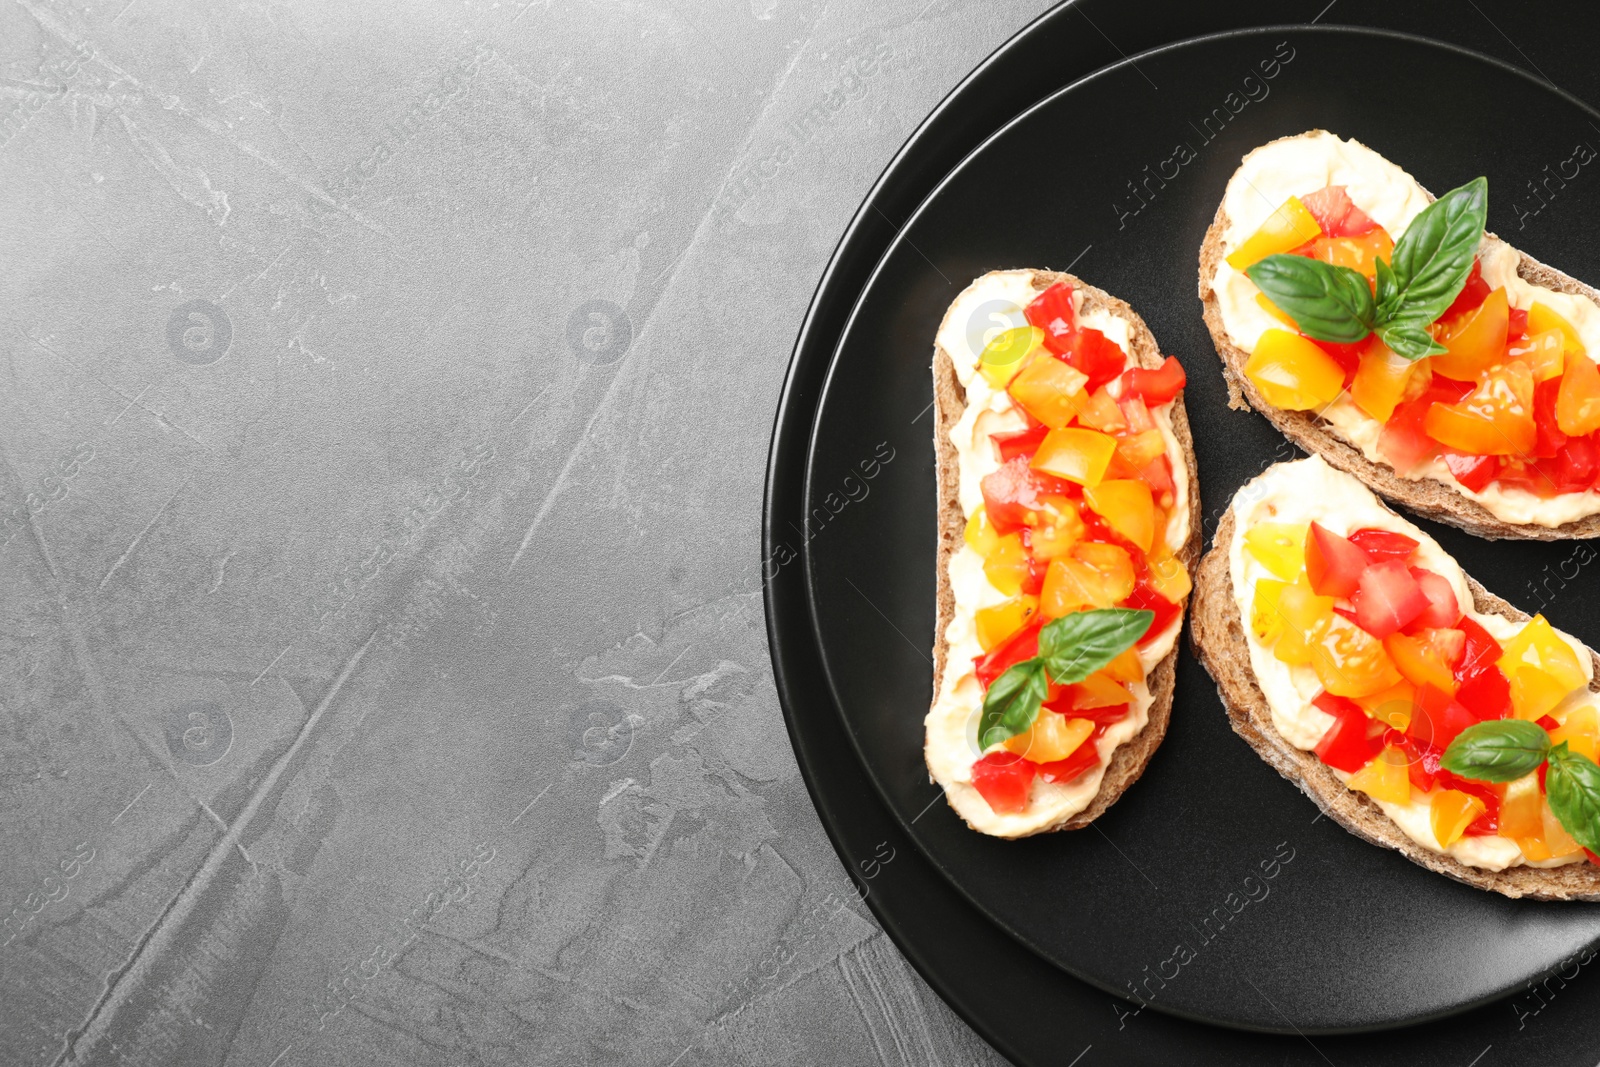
<box><xmin>1439</xmin><ymin>720</ymin><xmax>1551</xmax><ymax>783</ymax></box>
<box><xmin>1037</xmin><ymin>607</ymin><xmax>1154</xmax><ymax>685</ymax></box>
<box><xmin>978</xmin><ymin>660</ymin><xmax>1049</xmax><ymax>750</ymax></box>
<box><xmin>1376</xmin><ymin>315</ymin><xmax>1448</xmax><ymax>361</ymax></box>
<box><xmin>1546</xmin><ymin>742</ymin><xmax>1600</xmax><ymax>854</ymax></box>
<box><xmin>1244</xmin><ymin>255</ymin><xmax>1376</xmax><ymax>344</ymax></box>
<box><xmin>1384</xmin><ymin>176</ymin><xmax>1488</xmax><ymax>327</ymax></box>
<box><xmin>1373</xmin><ymin>257</ymin><xmax>1402</xmax><ymax>322</ymax></box>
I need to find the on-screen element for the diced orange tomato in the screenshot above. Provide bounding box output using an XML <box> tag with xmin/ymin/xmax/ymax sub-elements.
<box><xmin>1347</xmin><ymin>745</ymin><xmax>1410</xmax><ymax>804</ymax></box>
<box><xmin>1084</xmin><ymin>479</ymin><xmax>1156</xmax><ymax>553</ymax></box>
<box><xmin>1431</xmin><ymin>789</ymin><xmax>1488</xmax><ymax>848</ymax></box>
<box><xmin>1509</xmin><ymin>328</ymin><xmax>1566</xmax><ymax>382</ymax></box>
<box><xmin>1501</xmin><ymin>772</ymin><xmax>1544</xmax><ymax>839</ymax></box>
<box><xmin>1245</xmin><ymin>329</ymin><xmax>1347</xmax><ymax>411</ymax></box>
<box><xmin>1431</xmin><ymin>287</ymin><xmax>1509</xmax><ymax>381</ymax></box>
<box><xmin>1076</xmin><ymin>388</ymin><xmax>1126</xmax><ymax>433</ymax></box>
<box><xmin>1544</xmin><ymin>800</ymin><xmax>1584</xmax><ymax>858</ymax></box>
<box><xmin>1550</xmin><ymin>705</ymin><xmax>1600</xmax><ymax>762</ymax></box>
<box><xmin>1314</xmin><ymin>614</ymin><xmax>1403</xmax><ymax>698</ymax></box>
<box><xmin>1068</xmin><ymin>672</ymin><xmax>1133</xmax><ymax>709</ymax></box>
<box><xmin>1305</xmin><ymin>229</ymin><xmax>1394</xmax><ymax>280</ymax></box>
<box><xmin>1226</xmin><ymin>196</ymin><xmax>1323</xmax><ymax>270</ymax></box>
<box><xmin>1423</xmin><ymin>361</ymin><xmax>1536</xmax><ymax>455</ymax></box>
<box><xmin>1355</xmin><ymin>679</ymin><xmax>1416</xmax><ymax>731</ymax></box>
<box><xmin>1102</xmin><ymin>646</ymin><xmax>1143</xmax><ymax>685</ymax></box>
<box><xmin>975</xmin><ymin>595</ymin><xmax>1039</xmax><ymax>651</ymax></box>
<box><xmin>1145</xmin><ymin>548</ymin><xmax>1192</xmax><ymax>603</ymax></box>
<box><xmin>1528</xmin><ymin>302</ymin><xmax>1586</xmax><ymax>357</ymax></box>
<box><xmin>1384</xmin><ymin>632</ymin><xmax>1458</xmax><ymax>696</ymax></box>
<box><xmin>1243</xmin><ymin>522</ymin><xmax>1309</xmax><ymax>581</ymax></box>
<box><xmin>1351</xmin><ymin>340</ymin><xmax>1427</xmax><ymax>422</ymax></box>
<box><xmin>978</xmin><ymin>325</ymin><xmax>1045</xmax><ymax>388</ymax></box>
<box><xmin>964</xmin><ymin>505</ymin><xmax>999</xmax><ymax>557</ymax></box>
<box><xmin>1031</xmin><ymin>427</ymin><xmax>1117</xmax><ymax>487</ymax></box>
<box><xmin>983</xmin><ymin>532</ymin><xmax>1030</xmax><ymax>596</ymax></box>
<box><xmin>1040</xmin><ymin>541</ymin><xmax>1136</xmax><ymax>616</ymax></box>
<box><xmin>1251</xmin><ymin>578</ymin><xmax>1286</xmax><ymax>644</ymax></box>
<box><xmin>1008</xmin><ymin>356</ymin><xmax>1090</xmax><ymax>429</ymax></box>
<box><xmin>1556</xmin><ymin>351</ymin><xmax>1600</xmax><ymax>436</ymax></box>
<box><xmin>1114</xmin><ymin>429</ymin><xmax>1166</xmax><ymax>470</ymax></box>
<box><xmin>1029</xmin><ymin>497</ymin><xmax>1084</xmax><ymax>560</ymax></box>
<box><xmin>1002</xmin><ymin>712</ymin><xmax>1093</xmax><ymax>762</ymax></box>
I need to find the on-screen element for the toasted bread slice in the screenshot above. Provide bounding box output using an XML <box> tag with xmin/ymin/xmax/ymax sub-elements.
<box><xmin>928</xmin><ymin>269</ymin><xmax>1201</xmax><ymax>837</ymax></box>
<box><xmin>1198</xmin><ymin>130</ymin><xmax>1600</xmax><ymax>541</ymax></box>
<box><xmin>1191</xmin><ymin>462</ymin><xmax>1600</xmax><ymax>899</ymax></box>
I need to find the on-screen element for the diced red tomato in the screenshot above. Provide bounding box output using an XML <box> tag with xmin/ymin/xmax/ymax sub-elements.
<box><xmin>1122</xmin><ymin>577</ymin><xmax>1180</xmax><ymax>647</ymax></box>
<box><xmin>1312</xmin><ymin>691</ymin><xmax>1383</xmax><ymax>772</ymax></box>
<box><xmin>1405</xmin><ymin>684</ymin><xmax>1478</xmax><ymax>748</ymax></box>
<box><xmin>1442</xmin><ymin>260</ymin><xmax>1490</xmax><ymax>321</ymax></box>
<box><xmin>1119</xmin><ymin>356</ymin><xmax>1186</xmax><ymax>405</ymax></box>
<box><xmin>1048</xmin><ymin>702</ymin><xmax>1130</xmax><ymax>725</ymax></box>
<box><xmin>1305</xmin><ymin>522</ymin><xmax>1370</xmax><ymax>598</ymax></box>
<box><xmin>970</xmin><ymin>751</ymin><xmax>1037</xmax><ymax>814</ymax></box>
<box><xmin>1036</xmin><ymin>725</ymin><xmax>1109</xmax><ymax>784</ymax></box>
<box><xmin>1352</xmin><ymin>560</ymin><xmax>1430</xmax><ymax>638</ymax></box>
<box><xmin>1455</xmin><ymin>665</ymin><xmax>1512</xmax><ymax>720</ymax></box>
<box><xmin>1388</xmin><ymin>731</ymin><xmax>1442</xmax><ymax>793</ymax></box>
<box><xmin>1435</xmin><ymin>768</ymin><xmax>1502</xmax><ymax>836</ymax></box>
<box><xmin>1021</xmin><ymin>552</ymin><xmax>1048</xmax><ymax>597</ymax></box>
<box><xmin>1024</xmin><ymin>282</ymin><xmax>1076</xmax><ymax>353</ymax></box>
<box><xmin>1442</xmin><ymin>451</ymin><xmax>1502</xmax><ymax>492</ymax></box>
<box><xmin>1299</xmin><ymin>186</ymin><xmax>1378</xmax><ymax>238</ymax></box>
<box><xmin>1406</xmin><ymin>568</ymin><xmax>1462</xmax><ymax>630</ymax></box>
<box><xmin>1534</xmin><ymin>377</ymin><xmax>1568</xmax><ymax>459</ymax></box>
<box><xmin>1542</xmin><ymin>433</ymin><xmax>1600</xmax><ymax>492</ymax></box>
<box><xmin>1346</xmin><ymin>528</ymin><xmax>1418</xmax><ymax>564</ymax></box>
<box><xmin>1455</xmin><ymin>617</ymin><xmax>1504</xmax><ymax>677</ymax></box>
<box><xmin>973</xmin><ymin>615</ymin><xmax>1043</xmax><ymax>689</ymax></box>
<box><xmin>1508</xmin><ymin>307</ymin><xmax>1530</xmax><ymax>343</ymax></box>
<box><xmin>1061</xmin><ymin>328</ymin><xmax>1127</xmax><ymax>389</ymax></box>
<box><xmin>990</xmin><ymin>424</ymin><xmax>1049</xmax><ymax>462</ymax></box>
<box><xmin>1379</xmin><ymin>379</ymin><xmax>1474</xmax><ymax>471</ymax></box>
<box><xmin>979</xmin><ymin>457</ymin><xmax>1075</xmax><ymax>534</ymax></box>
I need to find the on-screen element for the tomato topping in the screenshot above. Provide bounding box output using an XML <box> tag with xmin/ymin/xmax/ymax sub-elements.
<box><xmin>1404</xmin><ymin>684</ymin><xmax>1478</xmax><ymax>749</ymax></box>
<box><xmin>1024</xmin><ymin>282</ymin><xmax>1076</xmax><ymax>354</ymax></box>
<box><xmin>1304</xmin><ymin>522</ymin><xmax>1369</xmax><ymax>598</ymax></box>
<box><xmin>1060</xmin><ymin>328</ymin><xmax>1127</xmax><ymax>389</ymax></box>
<box><xmin>973</xmin><ymin>615</ymin><xmax>1043</xmax><ymax>689</ymax></box>
<box><xmin>990</xmin><ymin>424</ymin><xmax>1049</xmax><ymax>462</ymax></box>
<box><xmin>1455</xmin><ymin>616</ymin><xmax>1504</xmax><ymax>676</ymax></box>
<box><xmin>1298</xmin><ymin>185</ymin><xmax>1378</xmax><ymax>238</ymax></box>
<box><xmin>1379</xmin><ymin>379</ymin><xmax>1473</xmax><ymax>471</ymax></box>
<box><xmin>1046</xmin><ymin>701</ymin><xmax>1131</xmax><ymax>725</ymax></box>
<box><xmin>1533</xmin><ymin>377</ymin><xmax>1568</xmax><ymax>459</ymax></box>
<box><xmin>1346</xmin><ymin>528</ymin><xmax>1418</xmax><ymax>564</ymax></box>
<box><xmin>1036</xmin><ymin>725</ymin><xmax>1109</xmax><ymax>784</ymax></box>
<box><xmin>1122</xmin><ymin>577</ymin><xmax>1179</xmax><ymax>647</ymax></box>
<box><xmin>1312</xmin><ymin>692</ymin><xmax>1383</xmax><ymax>772</ymax></box>
<box><xmin>1352</xmin><ymin>561</ymin><xmax>1430</xmax><ymax>638</ymax></box>
<box><xmin>1119</xmin><ymin>356</ymin><xmax>1186</xmax><ymax>405</ymax></box>
<box><xmin>1406</xmin><ymin>568</ymin><xmax>1462</xmax><ymax>630</ymax></box>
<box><xmin>1442</xmin><ymin>450</ymin><xmax>1501</xmax><ymax>492</ymax></box>
<box><xmin>1434</xmin><ymin>768</ymin><xmax>1502</xmax><ymax>836</ymax></box>
<box><xmin>1441</xmin><ymin>260</ymin><xmax>1490</xmax><ymax>320</ymax></box>
<box><xmin>979</xmin><ymin>457</ymin><xmax>1074</xmax><ymax>534</ymax></box>
<box><xmin>970</xmin><ymin>751</ymin><xmax>1037</xmax><ymax>814</ymax></box>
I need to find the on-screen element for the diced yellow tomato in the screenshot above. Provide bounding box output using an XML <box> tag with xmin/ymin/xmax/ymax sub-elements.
<box><xmin>1225</xmin><ymin>196</ymin><xmax>1323</xmax><ymax>270</ymax></box>
<box><xmin>1431</xmin><ymin>790</ymin><xmax>1488</xmax><ymax>848</ymax></box>
<box><xmin>1556</xmin><ymin>352</ymin><xmax>1600</xmax><ymax>436</ymax></box>
<box><xmin>1145</xmin><ymin>548</ymin><xmax>1192</xmax><ymax>604</ymax></box>
<box><xmin>1314</xmin><ymin>614</ymin><xmax>1403</xmax><ymax>698</ymax></box>
<box><xmin>1383</xmin><ymin>632</ymin><xmax>1458</xmax><ymax>696</ymax></box>
<box><xmin>1423</xmin><ymin>361</ymin><xmax>1536</xmax><ymax>456</ymax></box>
<box><xmin>1550</xmin><ymin>705</ymin><xmax>1600</xmax><ymax>762</ymax></box>
<box><xmin>975</xmin><ymin>595</ymin><xmax>1039</xmax><ymax>651</ymax></box>
<box><xmin>1529</xmin><ymin>302</ymin><xmax>1587</xmax><ymax>357</ymax></box>
<box><xmin>1499</xmin><ymin>616</ymin><xmax>1588</xmax><ymax>693</ymax></box>
<box><xmin>964</xmin><ymin>505</ymin><xmax>999</xmax><ymax>557</ymax></box>
<box><xmin>1509</xmin><ymin>328</ymin><xmax>1566</xmax><ymax>383</ymax></box>
<box><xmin>1356</xmin><ymin>679</ymin><xmax>1416</xmax><ymax>731</ymax></box>
<box><xmin>1245</xmin><ymin>329</ymin><xmax>1347</xmax><ymax>411</ymax></box>
<box><xmin>1544</xmin><ymin>801</ymin><xmax>1584</xmax><ymax>858</ymax></box>
<box><xmin>1072</xmin><ymin>672</ymin><xmax>1132</xmax><ymax>709</ymax></box>
<box><xmin>1517</xmin><ymin>835</ymin><xmax>1554</xmax><ymax>862</ymax></box>
<box><xmin>1251</xmin><ymin>578</ymin><xmax>1286</xmax><ymax>645</ymax></box>
<box><xmin>1501</xmin><ymin>772</ymin><xmax>1544</xmax><ymax>839</ymax></box>
<box><xmin>1084</xmin><ymin>479</ymin><xmax>1156</xmax><ymax>553</ymax></box>
<box><xmin>1431</xmin><ymin>287</ymin><xmax>1509</xmax><ymax>381</ymax></box>
<box><xmin>1306</xmin><ymin>229</ymin><xmax>1395</xmax><ymax>280</ymax></box>
<box><xmin>1348</xmin><ymin>745</ymin><xmax>1410</xmax><ymax>804</ymax></box>
<box><xmin>1008</xmin><ymin>356</ymin><xmax>1090</xmax><ymax>429</ymax></box>
<box><xmin>1040</xmin><ymin>542</ymin><xmax>1136</xmax><ymax>616</ymax></box>
<box><xmin>1352</xmin><ymin>340</ymin><xmax>1427</xmax><ymax>422</ymax></box>
<box><xmin>1510</xmin><ymin>666</ymin><xmax>1569</xmax><ymax>722</ymax></box>
<box><xmin>1256</xmin><ymin>292</ymin><xmax>1300</xmax><ymax>329</ymax></box>
<box><xmin>979</xmin><ymin>325</ymin><xmax>1046</xmax><ymax>388</ymax></box>
<box><xmin>1031</xmin><ymin>427</ymin><xmax>1117</xmax><ymax>487</ymax></box>
<box><xmin>1114</xmin><ymin>429</ymin><xmax>1166</xmax><ymax>470</ymax></box>
<box><xmin>1243</xmin><ymin>521</ymin><xmax>1309</xmax><ymax>581</ymax></box>
<box><xmin>1030</xmin><ymin>497</ymin><xmax>1085</xmax><ymax>561</ymax></box>
<box><xmin>1077</xmin><ymin>388</ymin><xmax>1126</xmax><ymax>433</ymax></box>
<box><xmin>1002</xmin><ymin>713</ymin><xmax>1094</xmax><ymax>762</ymax></box>
<box><xmin>1273</xmin><ymin>577</ymin><xmax>1336</xmax><ymax>667</ymax></box>
<box><xmin>983</xmin><ymin>533</ymin><xmax>1030</xmax><ymax>596</ymax></box>
<box><xmin>1102</xmin><ymin>646</ymin><xmax>1144</xmax><ymax>685</ymax></box>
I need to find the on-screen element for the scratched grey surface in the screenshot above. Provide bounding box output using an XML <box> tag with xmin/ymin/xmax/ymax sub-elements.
<box><xmin>0</xmin><ymin>0</ymin><xmax>1059</xmax><ymax>1064</ymax></box>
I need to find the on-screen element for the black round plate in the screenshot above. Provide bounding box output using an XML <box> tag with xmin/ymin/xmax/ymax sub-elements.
<box><xmin>794</xmin><ymin>25</ymin><xmax>1600</xmax><ymax>1034</ymax></box>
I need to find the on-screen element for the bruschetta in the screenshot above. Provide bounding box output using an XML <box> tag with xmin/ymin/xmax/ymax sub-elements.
<box><xmin>1199</xmin><ymin>130</ymin><xmax>1600</xmax><ymax>539</ymax></box>
<box><xmin>1193</xmin><ymin>454</ymin><xmax>1600</xmax><ymax>898</ymax></box>
<box><xmin>926</xmin><ymin>269</ymin><xmax>1200</xmax><ymax>837</ymax></box>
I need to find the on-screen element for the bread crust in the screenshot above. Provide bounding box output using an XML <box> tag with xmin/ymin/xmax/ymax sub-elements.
<box><xmin>1197</xmin><ymin>130</ymin><xmax>1600</xmax><ymax>541</ymax></box>
<box><xmin>1191</xmin><ymin>502</ymin><xmax>1600</xmax><ymax>900</ymax></box>
<box><xmin>930</xmin><ymin>270</ymin><xmax>1201</xmax><ymax>836</ymax></box>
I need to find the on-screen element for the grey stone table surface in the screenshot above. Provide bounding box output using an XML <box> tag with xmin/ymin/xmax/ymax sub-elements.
<box><xmin>5</xmin><ymin>2</ymin><xmax>1600</xmax><ymax>1065</ymax></box>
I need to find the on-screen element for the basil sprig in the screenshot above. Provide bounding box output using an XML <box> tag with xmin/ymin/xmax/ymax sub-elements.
<box><xmin>1440</xmin><ymin>720</ymin><xmax>1551</xmax><ymax>783</ymax></box>
<box><xmin>977</xmin><ymin>608</ymin><xmax>1153</xmax><ymax>750</ymax></box>
<box><xmin>1244</xmin><ymin>177</ymin><xmax>1488</xmax><ymax>361</ymax></box>
<box><xmin>1546</xmin><ymin>742</ymin><xmax>1600</xmax><ymax>854</ymax></box>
